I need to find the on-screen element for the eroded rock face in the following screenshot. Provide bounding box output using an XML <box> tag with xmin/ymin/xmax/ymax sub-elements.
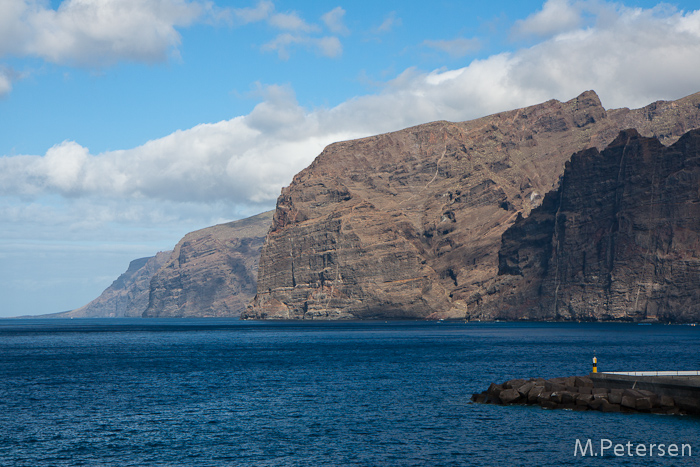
<box><xmin>245</xmin><ymin>90</ymin><xmax>700</xmax><ymax>320</ymax></box>
<box><xmin>61</xmin><ymin>252</ymin><xmax>172</xmax><ymax>318</ymax></box>
<box><xmin>143</xmin><ymin>211</ymin><xmax>273</xmax><ymax>318</ymax></box>
<box><xmin>496</xmin><ymin>129</ymin><xmax>700</xmax><ymax>322</ymax></box>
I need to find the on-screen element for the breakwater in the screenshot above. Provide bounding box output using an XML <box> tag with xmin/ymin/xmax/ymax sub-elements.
<box><xmin>472</xmin><ymin>374</ymin><xmax>700</xmax><ymax>415</ymax></box>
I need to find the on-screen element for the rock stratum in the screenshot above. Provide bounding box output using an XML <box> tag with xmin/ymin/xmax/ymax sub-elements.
<box><xmin>143</xmin><ymin>210</ymin><xmax>273</xmax><ymax>317</ymax></box>
<box><xmin>245</xmin><ymin>90</ymin><xmax>700</xmax><ymax>321</ymax></box>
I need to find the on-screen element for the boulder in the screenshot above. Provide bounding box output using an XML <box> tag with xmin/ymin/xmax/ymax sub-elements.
<box><xmin>574</xmin><ymin>376</ymin><xmax>594</xmax><ymax>388</ymax></box>
<box><xmin>528</xmin><ymin>386</ymin><xmax>545</xmax><ymax>403</ymax></box>
<box><xmin>517</xmin><ymin>381</ymin><xmax>536</xmax><ymax>397</ymax></box>
<box><xmin>608</xmin><ymin>389</ymin><xmax>623</xmax><ymax>404</ymax></box>
<box><xmin>576</xmin><ymin>394</ymin><xmax>594</xmax><ymax>406</ymax></box>
<box><xmin>621</xmin><ymin>395</ymin><xmax>638</xmax><ymax>409</ymax></box>
<box><xmin>499</xmin><ymin>388</ymin><xmax>522</xmax><ymax>404</ymax></box>
<box><xmin>600</xmin><ymin>400</ymin><xmax>621</xmax><ymax>413</ymax></box>
<box><xmin>503</xmin><ymin>379</ymin><xmax>527</xmax><ymax>390</ymax></box>
<box><xmin>487</xmin><ymin>383</ymin><xmax>503</xmax><ymax>397</ymax></box>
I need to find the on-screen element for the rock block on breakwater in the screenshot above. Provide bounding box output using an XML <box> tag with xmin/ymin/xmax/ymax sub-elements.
<box><xmin>472</xmin><ymin>376</ymin><xmax>695</xmax><ymax>416</ymax></box>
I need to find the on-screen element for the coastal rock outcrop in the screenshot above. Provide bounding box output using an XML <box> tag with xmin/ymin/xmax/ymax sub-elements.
<box><xmin>245</xmin><ymin>91</ymin><xmax>700</xmax><ymax>320</ymax></box>
<box><xmin>143</xmin><ymin>211</ymin><xmax>273</xmax><ymax>318</ymax></box>
<box><xmin>59</xmin><ymin>252</ymin><xmax>171</xmax><ymax>318</ymax></box>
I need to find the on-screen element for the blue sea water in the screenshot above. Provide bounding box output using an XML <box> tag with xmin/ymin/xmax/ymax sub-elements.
<box><xmin>0</xmin><ymin>319</ymin><xmax>698</xmax><ymax>466</ymax></box>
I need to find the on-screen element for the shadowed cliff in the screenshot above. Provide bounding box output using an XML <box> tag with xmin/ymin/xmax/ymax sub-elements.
<box><xmin>496</xmin><ymin>129</ymin><xmax>700</xmax><ymax>322</ymax></box>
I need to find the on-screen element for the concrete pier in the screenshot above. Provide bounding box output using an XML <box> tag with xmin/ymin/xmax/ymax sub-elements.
<box><xmin>591</xmin><ymin>372</ymin><xmax>700</xmax><ymax>406</ymax></box>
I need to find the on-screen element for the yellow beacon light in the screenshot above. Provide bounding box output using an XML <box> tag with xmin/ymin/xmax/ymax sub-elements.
<box><xmin>592</xmin><ymin>356</ymin><xmax>597</xmax><ymax>374</ymax></box>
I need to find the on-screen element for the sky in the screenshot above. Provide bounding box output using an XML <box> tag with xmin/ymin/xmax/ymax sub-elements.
<box><xmin>2</xmin><ymin>0</ymin><xmax>700</xmax><ymax>317</ymax></box>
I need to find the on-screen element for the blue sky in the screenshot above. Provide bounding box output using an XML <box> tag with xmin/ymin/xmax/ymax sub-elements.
<box><xmin>1</xmin><ymin>0</ymin><xmax>700</xmax><ymax>317</ymax></box>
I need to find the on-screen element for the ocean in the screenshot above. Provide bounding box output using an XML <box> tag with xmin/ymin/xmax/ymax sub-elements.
<box><xmin>0</xmin><ymin>319</ymin><xmax>698</xmax><ymax>466</ymax></box>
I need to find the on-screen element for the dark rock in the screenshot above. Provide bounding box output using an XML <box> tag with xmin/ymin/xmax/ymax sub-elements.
<box><xmin>540</xmin><ymin>400</ymin><xmax>558</xmax><ymax>410</ymax></box>
<box><xmin>550</xmin><ymin>392</ymin><xmax>564</xmax><ymax>404</ymax></box>
<box><xmin>517</xmin><ymin>381</ymin><xmax>536</xmax><ymax>397</ymax></box>
<box><xmin>574</xmin><ymin>376</ymin><xmax>594</xmax><ymax>388</ymax></box>
<box><xmin>503</xmin><ymin>379</ymin><xmax>527</xmax><ymax>390</ymax></box>
<box><xmin>621</xmin><ymin>395</ymin><xmax>638</xmax><ymax>409</ymax></box>
<box><xmin>608</xmin><ymin>391</ymin><xmax>622</xmax><ymax>405</ymax></box>
<box><xmin>675</xmin><ymin>397</ymin><xmax>700</xmax><ymax>414</ymax></box>
<box><xmin>600</xmin><ymin>400</ymin><xmax>621</xmax><ymax>413</ymax></box>
<box><xmin>588</xmin><ymin>399</ymin><xmax>605</xmax><ymax>410</ymax></box>
<box><xmin>527</xmin><ymin>386</ymin><xmax>545</xmax><ymax>403</ymax></box>
<box><xmin>545</xmin><ymin>381</ymin><xmax>566</xmax><ymax>392</ymax></box>
<box><xmin>537</xmin><ymin>391</ymin><xmax>554</xmax><ymax>404</ymax></box>
<box><xmin>660</xmin><ymin>395</ymin><xmax>675</xmax><ymax>407</ymax></box>
<box><xmin>487</xmin><ymin>383</ymin><xmax>503</xmax><ymax>397</ymax></box>
<box><xmin>635</xmin><ymin>397</ymin><xmax>654</xmax><ymax>411</ymax></box>
<box><xmin>576</xmin><ymin>394</ymin><xmax>594</xmax><ymax>406</ymax></box>
<box><xmin>499</xmin><ymin>388</ymin><xmax>522</xmax><ymax>404</ymax></box>
<box><xmin>623</xmin><ymin>389</ymin><xmax>644</xmax><ymax>399</ymax></box>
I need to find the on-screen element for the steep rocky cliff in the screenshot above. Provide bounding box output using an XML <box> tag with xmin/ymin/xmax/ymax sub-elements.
<box><xmin>143</xmin><ymin>210</ymin><xmax>273</xmax><ymax>317</ymax></box>
<box><xmin>245</xmin><ymin>90</ymin><xmax>700</xmax><ymax>320</ymax></box>
<box><xmin>59</xmin><ymin>252</ymin><xmax>171</xmax><ymax>318</ymax></box>
<box><xmin>496</xmin><ymin>129</ymin><xmax>700</xmax><ymax>322</ymax></box>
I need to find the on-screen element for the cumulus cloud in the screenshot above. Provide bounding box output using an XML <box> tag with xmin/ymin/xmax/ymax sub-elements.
<box><xmin>231</xmin><ymin>0</ymin><xmax>274</xmax><ymax>24</ymax></box>
<box><xmin>269</xmin><ymin>11</ymin><xmax>319</xmax><ymax>32</ymax></box>
<box><xmin>229</xmin><ymin>1</ymin><xmax>344</xmax><ymax>59</ymax></box>
<box><xmin>374</xmin><ymin>11</ymin><xmax>401</xmax><ymax>34</ymax></box>
<box><xmin>0</xmin><ymin>0</ymin><xmax>207</xmax><ymax>67</ymax></box>
<box><xmin>262</xmin><ymin>33</ymin><xmax>342</xmax><ymax>59</ymax></box>
<box><xmin>322</xmin><ymin>7</ymin><xmax>350</xmax><ymax>35</ymax></box>
<box><xmin>2</xmin><ymin>1</ymin><xmax>700</xmax><ymax>222</ymax></box>
<box><xmin>512</xmin><ymin>0</ymin><xmax>584</xmax><ymax>38</ymax></box>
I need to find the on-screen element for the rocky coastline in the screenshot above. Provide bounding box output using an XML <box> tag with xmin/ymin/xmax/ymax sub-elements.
<box><xmin>472</xmin><ymin>376</ymin><xmax>700</xmax><ymax>416</ymax></box>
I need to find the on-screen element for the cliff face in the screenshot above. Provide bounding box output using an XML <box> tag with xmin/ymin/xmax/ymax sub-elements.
<box><xmin>61</xmin><ymin>252</ymin><xmax>171</xmax><ymax>318</ymax></box>
<box><xmin>245</xmin><ymin>90</ymin><xmax>700</xmax><ymax>320</ymax></box>
<box><xmin>143</xmin><ymin>210</ymin><xmax>273</xmax><ymax>318</ymax></box>
<box><xmin>496</xmin><ymin>129</ymin><xmax>700</xmax><ymax>322</ymax></box>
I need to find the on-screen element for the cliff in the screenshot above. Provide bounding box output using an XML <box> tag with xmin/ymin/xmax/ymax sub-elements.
<box><xmin>496</xmin><ymin>129</ymin><xmax>700</xmax><ymax>322</ymax></box>
<box><xmin>143</xmin><ymin>210</ymin><xmax>273</xmax><ymax>317</ymax></box>
<box><xmin>244</xmin><ymin>90</ymin><xmax>700</xmax><ymax>320</ymax></box>
<box><xmin>59</xmin><ymin>252</ymin><xmax>171</xmax><ymax>318</ymax></box>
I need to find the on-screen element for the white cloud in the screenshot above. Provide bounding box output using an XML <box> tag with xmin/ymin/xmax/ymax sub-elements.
<box><xmin>513</xmin><ymin>0</ymin><xmax>584</xmax><ymax>37</ymax></box>
<box><xmin>422</xmin><ymin>37</ymin><xmax>481</xmax><ymax>57</ymax></box>
<box><xmin>262</xmin><ymin>33</ymin><xmax>342</xmax><ymax>59</ymax></box>
<box><xmin>322</xmin><ymin>7</ymin><xmax>349</xmax><ymax>35</ymax></box>
<box><xmin>269</xmin><ymin>11</ymin><xmax>319</xmax><ymax>32</ymax></box>
<box><xmin>0</xmin><ymin>0</ymin><xmax>207</xmax><ymax>67</ymax></box>
<box><xmin>0</xmin><ymin>69</ymin><xmax>11</xmax><ymax>96</ymax></box>
<box><xmin>375</xmin><ymin>11</ymin><xmax>401</xmax><ymax>34</ymax></box>
<box><xmin>232</xmin><ymin>0</ymin><xmax>274</xmax><ymax>24</ymax></box>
